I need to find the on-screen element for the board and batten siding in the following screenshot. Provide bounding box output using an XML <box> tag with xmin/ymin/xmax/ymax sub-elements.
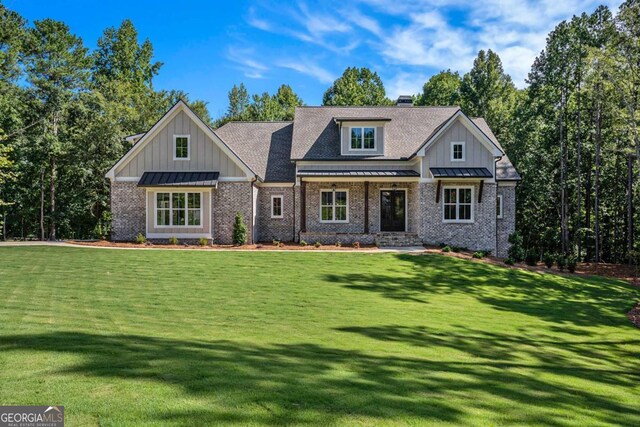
<box><xmin>145</xmin><ymin>189</ymin><xmax>212</xmax><ymax>236</ymax></box>
<box><xmin>115</xmin><ymin>110</ymin><xmax>246</xmax><ymax>178</ymax></box>
<box><xmin>340</xmin><ymin>123</ymin><xmax>385</xmax><ymax>156</ymax></box>
<box><xmin>423</xmin><ymin>120</ymin><xmax>495</xmax><ymax>175</ymax></box>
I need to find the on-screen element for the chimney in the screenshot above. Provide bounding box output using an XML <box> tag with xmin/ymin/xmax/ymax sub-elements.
<box><xmin>396</xmin><ymin>95</ymin><xmax>413</xmax><ymax>106</ymax></box>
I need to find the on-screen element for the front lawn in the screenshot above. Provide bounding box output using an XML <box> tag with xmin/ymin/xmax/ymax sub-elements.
<box><xmin>0</xmin><ymin>247</ymin><xmax>638</xmax><ymax>426</ymax></box>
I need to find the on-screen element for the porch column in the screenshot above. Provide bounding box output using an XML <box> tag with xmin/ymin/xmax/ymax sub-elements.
<box><xmin>364</xmin><ymin>181</ymin><xmax>369</xmax><ymax>234</ymax></box>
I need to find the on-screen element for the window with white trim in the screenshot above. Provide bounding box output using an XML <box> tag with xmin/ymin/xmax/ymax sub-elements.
<box><xmin>174</xmin><ymin>135</ymin><xmax>190</xmax><ymax>160</ymax></box>
<box><xmin>350</xmin><ymin>127</ymin><xmax>376</xmax><ymax>150</ymax></box>
<box><xmin>451</xmin><ymin>141</ymin><xmax>465</xmax><ymax>161</ymax></box>
<box><xmin>496</xmin><ymin>194</ymin><xmax>503</xmax><ymax>219</ymax></box>
<box><xmin>271</xmin><ymin>195</ymin><xmax>283</xmax><ymax>218</ymax></box>
<box><xmin>156</xmin><ymin>192</ymin><xmax>201</xmax><ymax>226</ymax></box>
<box><xmin>443</xmin><ymin>187</ymin><xmax>473</xmax><ymax>222</ymax></box>
<box><xmin>320</xmin><ymin>190</ymin><xmax>348</xmax><ymax>222</ymax></box>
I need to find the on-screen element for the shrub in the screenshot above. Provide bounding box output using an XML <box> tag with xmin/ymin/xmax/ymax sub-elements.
<box><xmin>198</xmin><ymin>237</ymin><xmax>209</xmax><ymax>247</ymax></box>
<box><xmin>272</xmin><ymin>239</ymin><xmax>280</xmax><ymax>246</ymax></box>
<box><xmin>472</xmin><ymin>251</ymin><xmax>484</xmax><ymax>259</ymax></box>
<box><xmin>300</xmin><ymin>240</ymin><xmax>308</xmax><ymax>246</ymax></box>
<box><xmin>353</xmin><ymin>241</ymin><xmax>361</xmax><ymax>249</ymax></box>
<box><xmin>232</xmin><ymin>212</ymin><xmax>247</xmax><ymax>245</ymax></box>
<box><xmin>335</xmin><ymin>241</ymin><xmax>342</xmax><ymax>247</ymax></box>
<box><xmin>480</xmin><ymin>249</ymin><xmax>492</xmax><ymax>257</ymax></box>
<box><xmin>504</xmin><ymin>257</ymin><xmax>515</xmax><ymax>266</ymax></box>
<box><xmin>567</xmin><ymin>255</ymin><xmax>577</xmax><ymax>273</ymax></box>
<box><xmin>507</xmin><ymin>232</ymin><xmax>525</xmax><ymax>263</ymax></box>
<box><xmin>168</xmin><ymin>236</ymin><xmax>178</xmax><ymax>245</ymax></box>
<box><xmin>278</xmin><ymin>241</ymin><xmax>285</xmax><ymax>248</ymax></box>
<box><xmin>525</xmin><ymin>250</ymin><xmax>538</xmax><ymax>266</ymax></box>
<box><xmin>543</xmin><ymin>252</ymin><xmax>555</xmax><ymax>269</ymax></box>
<box><xmin>314</xmin><ymin>241</ymin><xmax>322</xmax><ymax>248</ymax></box>
<box><xmin>452</xmin><ymin>246</ymin><xmax>461</xmax><ymax>253</ymax></box>
<box><xmin>437</xmin><ymin>242</ymin><xmax>446</xmax><ymax>248</ymax></box>
<box><xmin>442</xmin><ymin>245</ymin><xmax>451</xmax><ymax>253</ymax></box>
<box><xmin>556</xmin><ymin>255</ymin><xmax>567</xmax><ymax>271</ymax></box>
<box><xmin>135</xmin><ymin>233</ymin><xmax>146</xmax><ymax>244</ymax></box>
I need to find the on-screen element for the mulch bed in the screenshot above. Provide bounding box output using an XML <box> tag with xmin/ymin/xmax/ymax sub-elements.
<box><xmin>68</xmin><ymin>240</ymin><xmax>377</xmax><ymax>251</ymax></box>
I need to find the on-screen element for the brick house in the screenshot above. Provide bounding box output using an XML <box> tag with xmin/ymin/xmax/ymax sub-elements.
<box><xmin>105</xmin><ymin>98</ymin><xmax>520</xmax><ymax>256</ymax></box>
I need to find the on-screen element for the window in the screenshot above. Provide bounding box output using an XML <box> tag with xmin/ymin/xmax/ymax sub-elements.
<box><xmin>350</xmin><ymin>127</ymin><xmax>376</xmax><ymax>150</ymax></box>
<box><xmin>155</xmin><ymin>192</ymin><xmax>201</xmax><ymax>227</ymax></box>
<box><xmin>496</xmin><ymin>194</ymin><xmax>503</xmax><ymax>219</ymax></box>
<box><xmin>320</xmin><ymin>190</ymin><xmax>348</xmax><ymax>222</ymax></box>
<box><xmin>443</xmin><ymin>187</ymin><xmax>473</xmax><ymax>222</ymax></box>
<box><xmin>174</xmin><ymin>135</ymin><xmax>190</xmax><ymax>160</ymax></box>
<box><xmin>451</xmin><ymin>141</ymin><xmax>465</xmax><ymax>161</ymax></box>
<box><xmin>271</xmin><ymin>195</ymin><xmax>283</xmax><ymax>218</ymax></box>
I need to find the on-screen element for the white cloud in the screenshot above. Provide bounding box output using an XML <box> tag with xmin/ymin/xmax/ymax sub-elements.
<box><xmin>277</xmin><ymin>60</ymin><xmax>335</xmax><ymax>84</ymax></box>
<box><xmin>386</xmin><ymin>72</ymin><xmax>430</xmax><ymax>100</ymax></box>
<box><xmin>226</xmin><ymin>47</ymin><xmax>268</xmax><ymax>79</ymax></box>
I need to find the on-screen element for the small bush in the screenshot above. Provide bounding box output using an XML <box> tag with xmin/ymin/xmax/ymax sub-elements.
<box><xmin>278</xmin><ymin>241</ymin><xmax>285</xmax><ymax>248</ymax></box>
<box><xmin>504</xmin><ymin>257</ymin><xmax>515</xmax><ymax>266</ymax></box>
<box><xmin>232</xmin><ymin>212</ymin><xmax>247</xmax><ymax>245</ymax></box>
<box><xmin>168</xmin><ymin>236</ymin><xmax>178</xmax><ymax>245</ymax></box>
<box><xmin>472</xmin><ymin>251</ymin><xmax>484</xmax><ymax>259</ymax></box>
<box><xmin>353</xmin><ymin>241</ymin><xmax>361</xmax><ymax>249</ymax></box>
<box><xmin>556</xmin><ymin>255</ymin><xmax>567</xmax><ymax>271</ymax></box>
<box><xmin>437</xmin><ymin>242</ymin><xmax>446</xmax><ymax>248</ymax></box>
<box><xmin>135</xmin><ymin>233</ymin><xmax>146</xmax><ymax>244</ymax></box>
<box><xmin>567</xmin><ymin>255</ymin><xmax>577</xmax><ymax>273</ymax></box>
<box><xmin>442</xmin><ymin>245</ymin><xmax>452</xmax><ymax>253</ymax></box>
<box><xmin>543</xmin><ymin>252</ymin><xmax>555</xmax><ymax>269</ymax></box>
<box><xmin>335</xmin><ymin>241</ymin><xmax>342</xmax><ymax>247</ymax></box>
<box><xmin>272</xmin><ymin>239</ymin><xmax>280</xmax><ymax>246</ymax></box>
<box><xmin>300</xmin><ymin>240</ymin><xmax>308</xmax><ymax>246</ymax></box>
<box><xmin>525</xmin><ymin>250</ymin><xmax>538</xmax><ymax>266</ymax></box>
<box><xmin>508</xmin><ymin>232</ymin><xmax>525</xmax><ymax>263</ymax></box>
<box><xmin>452</xmin><ymin>246</ymin><xmax>461</xmax><ymax>253</ymax></box>
<box><xmin>314</xmin><ymin>241</ymin><xmax>322</xmax><ymax>248</ymax></box>
<box><xmin>198</xmin><ymin>237</ymin><xmax>209</xmax><ymax>247</ymax></box>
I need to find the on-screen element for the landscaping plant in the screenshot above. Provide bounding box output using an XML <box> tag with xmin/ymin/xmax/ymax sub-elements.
<box><xmin>135</xmin><ymin>233</ymin><xmax>146</xmax><ymax>244</ymax></box>
<box><xmin>232</xmin><ymin>212</ymin><xmax>247</xmax><ymax>245</ymax></box>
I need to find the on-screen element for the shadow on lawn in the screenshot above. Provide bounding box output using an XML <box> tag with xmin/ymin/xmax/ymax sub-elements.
<box><xmin>326</xmin><ymin>254</ymin><xmax>640</xmax><ymax>327</ymax></box>
<box><xmin>1</xmin><ymin>331</ymin><xmax>640</xmax><ymax>425</ymax></box>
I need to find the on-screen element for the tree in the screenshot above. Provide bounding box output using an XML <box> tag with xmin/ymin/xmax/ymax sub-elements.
<box><xmin>322</xmin><ymin>67</ymin><xmax>391</xmax><ymax>106</ymax></box>
<box><xmin>232</xmin><ymin>211</ymin><xmax>247</xmax><ymax>245</ymax></box>
<box><xmin>274</xmin><ymin>84</ymin><xmax>304</xmax><ymax>120</ymax></box>
<box><xmin>227</xmin><ymin>83</ymin><xmax>250</xmax><ymax>120</ymax></box>
<box><xmin>416</xmin><ymin>70</ymin><xmax>461</xmax><ymax>106</ymax></box>
<box><xmin>23</xmin><ymin>19</ymin><xmax>90</xmax><ymax>240</ymax></box>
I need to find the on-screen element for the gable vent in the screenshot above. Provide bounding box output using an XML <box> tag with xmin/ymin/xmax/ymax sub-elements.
<box><xmin>396</xmin><ymin>95</ymin><xmax>413</xmax><ymax>106</ymax></box>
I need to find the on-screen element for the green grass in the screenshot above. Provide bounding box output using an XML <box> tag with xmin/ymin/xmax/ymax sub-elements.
<box><xmin>0</xmin><ymin>247</ymin><xmax>639</xmax><ymax>426</ymax></box>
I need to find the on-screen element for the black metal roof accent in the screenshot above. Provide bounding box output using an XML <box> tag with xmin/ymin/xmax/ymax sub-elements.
<box><xmin>138</xmin><ymin>171</ymin><xmax>220</xmax><ymax>187</ymax></box>
<box><xmin>297</xmin><ymin>169</ymin><xmax>420</xmax><ymax>177</ymax></box>
<box><xmin>430</xmin><ymin>167</ymin><xmax>493</xmax><ymax>178</ymax></box>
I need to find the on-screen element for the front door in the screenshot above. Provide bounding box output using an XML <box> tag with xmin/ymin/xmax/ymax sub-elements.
<box><xmin>380</xmin><ymin>190</ymin><xmax>406</xmax><ymax>232</ymax></box>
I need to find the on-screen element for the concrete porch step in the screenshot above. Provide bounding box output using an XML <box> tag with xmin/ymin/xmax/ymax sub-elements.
<box><xmin>375</xmin><ymin>232</ymin><xmax>423</xmax><ymax>247</ymax></box>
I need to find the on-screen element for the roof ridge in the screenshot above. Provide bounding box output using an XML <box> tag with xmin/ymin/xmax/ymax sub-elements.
<box><xmin>295</xmin><ymin>105</ymin><xmax>460</xmax><ymax>109</ymax></box>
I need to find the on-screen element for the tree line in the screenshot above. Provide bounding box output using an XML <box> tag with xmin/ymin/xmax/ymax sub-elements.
<box><xmin>1</xmin><ymin>1</ymin><xmax>639</xmax><ymax>265</ymax></box>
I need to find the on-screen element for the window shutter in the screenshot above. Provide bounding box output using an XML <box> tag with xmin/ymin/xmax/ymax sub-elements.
<box><xmin>376</xmin><ymin>127</ymin><xmax>384</xmax><ymax>152</ymax></box>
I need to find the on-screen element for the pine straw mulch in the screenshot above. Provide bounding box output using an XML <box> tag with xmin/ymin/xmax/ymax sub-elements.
<box><xmin>68</xmin><ymin>240</ymin><xmax>377</xmax><ymax>251</ymax></box>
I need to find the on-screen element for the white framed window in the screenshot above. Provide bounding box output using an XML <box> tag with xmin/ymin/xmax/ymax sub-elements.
<box><xmin>451</xmin><ymin>141</ymin><xmax>465</xmax><ymax>161</ymax></box>
<box><xmin>320</xmin><ymin>189</ymin><xmax>348</xmax><ymax>223</ymax></box>
<box><xmin>155</xmin><ymin>191</ymin><xmax>202</xmax><ymax>227</ymax></box>
<box><xmin>496</xmin><ymin>194</ymin><xmax>503</xmax><ymax>219</ymax></box>
<box><xmin>443</xmin><ymin>187</ymin><xmax>473</xmax><ymax>223</ymax></box>
<box><xmin>173</xmin><ymin>135</ymin><xmax>190</xmax><ymax>160</ymax></box>
<box><xmin>271</xmin><ymin>195</ymin><xmax>283</xmax><ymax>219</ymax></box>
<box><xmin>350</xmin><ymin>127</ymin><xmax>376</xmax><ymax>150</ymax></box>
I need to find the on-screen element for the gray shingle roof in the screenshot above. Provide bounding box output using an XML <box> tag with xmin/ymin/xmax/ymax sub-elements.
<box><xmin>291</xmin><ymin>106</ymin><xmax>460</xmax><ymax>160</ymax></box>
<box><xmin>215</xmin><ymin>121</ymin><xmax>295</xmax><ymax>182</ymax></box>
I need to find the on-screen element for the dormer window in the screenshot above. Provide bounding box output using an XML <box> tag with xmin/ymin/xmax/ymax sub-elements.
<box><xmin>174</xmin><ymin>135</ymin><xmax>190</xmax><ymax>160</ymax></box>
<box><xmin>351</xmin><ymin>127</ymin><xmax>376</xmax><ymax>150</ymax></box>
<box><xmin>451</xmin><ymin>141</ymin><xmax>465</xmax><ymax>161</ymax></box>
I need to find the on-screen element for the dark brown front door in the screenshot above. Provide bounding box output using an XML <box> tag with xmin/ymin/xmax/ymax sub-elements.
<box><xmin>380</xmin><ymin>190</ymin><xmax>406</xmax><ymax>232</ymax></box>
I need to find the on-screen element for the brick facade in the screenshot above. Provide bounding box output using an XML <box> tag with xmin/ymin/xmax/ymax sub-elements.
<box><xmin>110</xmin><ymin>181</ymin><xmax>146</xmax><ymax>241</ymax></box>
<box><xmin>212</xmin><ymin>182</ymin><xmax>254</xmax><ymax>244</ymax></box>
<box><xmin>496</xmin><ymin>184</ymin><xmax>516</xmax><ymax>258</ymax></box>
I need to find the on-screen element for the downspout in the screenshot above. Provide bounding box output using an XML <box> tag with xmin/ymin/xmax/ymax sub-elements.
<box><xmin>494</xmin><ymin>156</ymin><xmax>502</xmax><ymax>256</ymax></box>
<box><xmin>292</xmin><ymin>182</ymin><xmax>296</xmax><ymax>242</ymax></box>
<box><xmin>251</xmin><ymin>176</ymin><xmax>257</xmax><ymax>244</ymax></box>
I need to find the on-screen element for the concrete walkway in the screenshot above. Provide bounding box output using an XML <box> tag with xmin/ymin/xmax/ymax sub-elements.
<box><xmin>0</xmin><ymin>240</ymin><xmax>427</xmax><ymax>254</ymax></box>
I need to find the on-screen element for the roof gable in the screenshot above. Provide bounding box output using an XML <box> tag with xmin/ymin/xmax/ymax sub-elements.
<box><xmin>105</xmin><ymin>100</ymin><xmax>256</xmax><ymax>180</ymax></box>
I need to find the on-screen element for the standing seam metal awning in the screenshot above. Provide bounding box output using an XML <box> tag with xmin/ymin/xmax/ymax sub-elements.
<box><xmin>430</xmin><ymin>167</ymin><xmax>493</xmax><ymax>178</ymax></box>
<box><xmin>297</xmin><ymin>170</ymin><xmax>420</xmax><ymax>177</ymax></box>
<box><xmin>137</xmin><ymin>171</ymin><xmax>220</xmax><ymax>187</ymax></box>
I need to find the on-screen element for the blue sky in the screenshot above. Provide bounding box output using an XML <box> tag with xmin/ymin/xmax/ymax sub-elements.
<box><xmin>10</xmin><ymin>0</ymin><xmax>622</xmax><ymax>119</ymax></box>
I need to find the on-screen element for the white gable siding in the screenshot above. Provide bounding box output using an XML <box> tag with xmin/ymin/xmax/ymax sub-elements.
<box><xmin>115</xmin><ymin>110</ymin><xmax>246</xmax><ymax>178</ymax></box>
<box><xmin>422</xmin><ymin>120</ymin><xmax>495</xmax><ymax>176</ymax></box>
